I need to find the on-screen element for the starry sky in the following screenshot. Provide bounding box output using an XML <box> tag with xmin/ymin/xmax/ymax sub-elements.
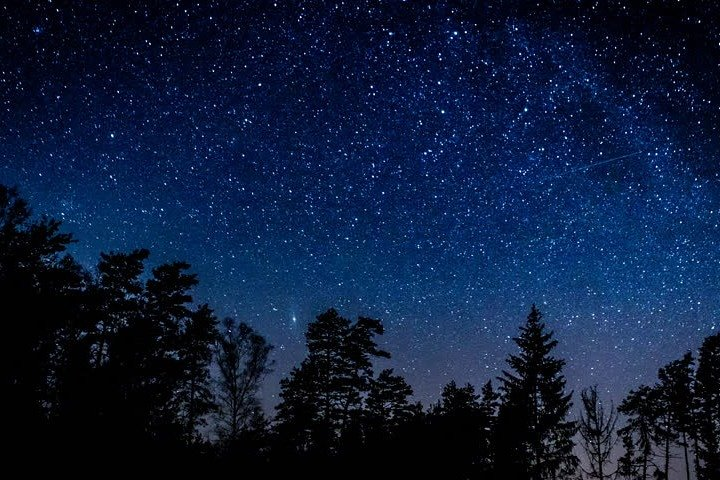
<box><xmin>1</xmin><ymin>1</ymin><xmax>719</xmax><ymax>407</ymax></box>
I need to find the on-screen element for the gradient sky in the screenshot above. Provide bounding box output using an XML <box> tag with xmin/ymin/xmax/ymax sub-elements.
<box><xmin>1</xmin><ymin>1</ymin><xmax>718</xmax><ymax>408</ymax></box>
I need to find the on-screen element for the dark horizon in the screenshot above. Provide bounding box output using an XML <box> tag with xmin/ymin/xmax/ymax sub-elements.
<box><xmin>0</xmin><ymin>185</ymin><xmax>717</xmax><ymax>478</ymax></box>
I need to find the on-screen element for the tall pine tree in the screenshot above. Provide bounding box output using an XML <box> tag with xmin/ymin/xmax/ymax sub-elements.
<box><xmin>618</xmin><ymin>385</ymin><xmax>658</xmax><ymax>480</ymax></box>
<box><xmin>657</xmin><ymin>352</ymin><xmax>695</xmax><ymax>480</ymax></box>
<box><xmin>429</xmin><ymin>380</ymin><xmax>484</xmax><ymax>480</ymax></box>
<box><xmin>479</xmin><ymin>380</ymin><xmax>500</xmax><ymax>476</ymax></box>
<box><xmin>177</xmin><ymin>303</ymin><xmax>218</xmax><ymax>443</ymax></box>
<box><xmin>695</xmin><ymin>332</ymin><xmax>720</xmax><ymax>480</ymax></box>
<box><xmin>274</xmin><ymin>308</ymin><xmax>389</xmax><ymax>456</ymax></box>
<box><xmin>0</xmin><ymin>185</ymin><xmax>79</xmax><ymax>445</ymax></box>
<box><xmin>365</xmin><ymin>368</ymin><xmax>417</xmax><ymax>438</ymax></box>
<box><xmin>495</xmin><ymin>305</ymin><xmax>578</xmax><ymax>480</ymax></box>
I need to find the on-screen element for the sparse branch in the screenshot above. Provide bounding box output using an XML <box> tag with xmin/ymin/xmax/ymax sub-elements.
<box><xmin>579</xmin><ymin>386</ymin><xmax>619</xmax><ymax>480</ymax></box>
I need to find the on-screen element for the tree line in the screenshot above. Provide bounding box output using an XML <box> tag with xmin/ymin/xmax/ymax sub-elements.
<box><xmin>2</xmin><ymin>184</ymin><xmax>718</xmax><ymax>478</ymax></box>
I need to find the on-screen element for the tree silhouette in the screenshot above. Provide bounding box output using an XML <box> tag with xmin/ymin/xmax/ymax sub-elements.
<box><xmin>479</xmin><ymin>380</ymin><xmax>500</xmax><ymax>476</ymax></box>
<box><xmin>215</xmin><ymin>317</ymin><xmax>273</xmax><ymax>445</ymax></box>
<box><xmin>617</xmin><ymin>428</ymin><xmax>640</xmax><ymax>480</ymax></box>
<box><xmin>653</xmin><ymin>374</ymin><xmax>678</xmax><ymax>480</ymax></box>
<box><xmin>4</xmin><ymin>183</ymin><xmax>720</xmax><ymax>474</ymax></box>
<box><xmin>275</xmin><ymin>360</ymin><xmax>321</xmax><ymax>456</ymax></box>
<box><xmin>0</xmin><ymin>185</ymin><xmax>79</xmax><ymax>446</ymax></box>
<box><xmin>618</xmin><ymin>385</ymin><xmax>659</xmax><ymax>480</ymax></box>
<box><xmin>495</xmin><ymin>304</ymin><xmax>578</xmax><ymax>480</ymax></box>
<box><xmin>695</xmin><ymin>332</ymin><xmax>720</xmax><ymax>480</ymax></box>
<box><xmin>429</xmin><ymin>380</ymin><xmax>485</xmax><ymax>479</ymax></box>
<box><xmin>177</xmin><ymin>303</ymin><xmax>218</xmax><ymax>443</ymax></box>
<box><xmin>365</xmin><ymin>368</ymin><xmax>417</xmax><ymax>438</ymax></box>
<box><xmin>93</xmin><ymin>249</ymin><xmax>150</xmax><ymax>367</ymax></box>
<box><xmin>274</xmin><ymin>308</ymin><xmax>389</xmax><ymax>456</ymax></box>
<box><xmin>578</xmin><ymin>386</ymin><xmax>618</xmax><ymax>480</ymax></box>
<box><xmin>657</xmin><ymin>352</ymin><xmax>695</xmax><ymax>480</ymax></box>
<box><xmin>143</xmin><ymin>261</ymin><xmax>199</xmax><ymax>445</ymax></box>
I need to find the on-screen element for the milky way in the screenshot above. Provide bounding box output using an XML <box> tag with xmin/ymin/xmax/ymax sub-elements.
<box><xmin>2</xmin><ymin>1</ymin><xmax>719</xmax><ymax>406</ymax></box>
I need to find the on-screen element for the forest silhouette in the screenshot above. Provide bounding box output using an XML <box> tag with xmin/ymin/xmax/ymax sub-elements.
<box><xmin>1</xmin><ymin>184</ymin><xmax>718</xmax><ymax>479</ymax></box>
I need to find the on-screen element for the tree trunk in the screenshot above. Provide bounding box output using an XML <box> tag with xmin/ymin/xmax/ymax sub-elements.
<box><xmin>597</xmin><ymin>428</ymin><xmax>605</xmax><ymax>480</ymax></box>
<box><xmin>187</xmin><ymin>377</ymin><xmax>196</xmax><ymax>440</ymax></box>
<box><xmin>664</xmin><ymin>433</ymin><xmax>670</xmax><ymax>480</ymax></box>
<box><xmin>682</xmin><ymin>431</ymin><xmax>690</xmax><ymax>480</ymax></box>
<box><xmin>692</xmin><ymin>436</ymin><xmax>700</xmax><ymax>480</ymax></box>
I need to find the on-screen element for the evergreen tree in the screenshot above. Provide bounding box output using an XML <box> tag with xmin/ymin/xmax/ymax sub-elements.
<box><xmin>215</xmin><ymin>317</ymin><xmax>273</xmax><ymax>444</ymax></box>
<box><xmin>0</xmin><ymin>185</ymin><xmax>79</xmax><ymax>442</ymax></box>
<box><xmin>578</xmin><ymin>386</ymin><xmax>618</xmax><ymax>480</ymax></box>
<box><xmin>93</xmin><ymin>249</ymin><xmax>150</xmax><ymax>367</ymax></box>
<box><xmin>143</xmin><ymin>261</ymin><xmax>199</xmax><ymax>444</ymax></box>
<box><xmin>275</xmin><ymin>361</ymin><xmax>321</xmax><ymax>455</ymax></box>
<box><xmin>177</xmin><ymin>303</ymin><xmax>218</xmax><ymax>443</ymax></box>
<box><xmin>617</xmin><ymin>429</ymin><xmax>640</xmax><ymax>480</ymax></box>
<box><xmin>85</xmin><ymin>249</ymin><xmax>153</xmax><ymax>451</ymax></box>
<box><xmin>479</xmin><ymin>380</ymin><xmax>500</xmax><ymax>476</ymax></box>
<box><xmin>495</xmin><ymin>304</ymin><xmax>578</xmax><ymax>480</ymax></box>
<box><xmin>430</xmin><ymin>380</ymin><xmax>484</xmax><ymax>479</ymax></box>
<box><xmin>365</xmin><ymin>368</ymin><xmax>417</xmax><ymax>437</ymax></box>
<box><xmin>44</xmin><ymin>255</ymin><xmax>95</xmax><ymax>443</ymax></box>
<box><xmin>102</xmin><ymin>260</ymin><xmax>199</xmax><ymax>450</ymax></box>
<box><xmin>274</xmin><ymin>308</ymin><xmax>389</xmax><ymax>455</ymax></box>
<box><xmin>657</xmin><ymin>352</ymin><xmax>695</xmax><ymax>480</ymax></box>
<box><xmin>695</xmin><ymin>332</ymin><xmax>720</xmax><ymax>480</ymax></box>
<box><xmin>362</xmin><ymin>367</ymin><xmax>420</xmax><ymax>473</ymax></box>
<box><xmin>618</xmin><ymin>385</ymin><xmax>659</xmax><ymax>480</ymax></box>
<box><xmin>653</xmin><ymin>372</ymin><xmax>678</xmax><ymax>480</ymax></box>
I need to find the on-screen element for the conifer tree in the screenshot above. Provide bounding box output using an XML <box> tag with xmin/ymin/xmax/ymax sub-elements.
<box><xmin>274</xmin><ymin>308</ymin><xmax>389</xmax><ymax>455</ymax></box>
<box><xmin>479</xmin><ymin>380</ymin><xmax>500</xmax><ymax>476</ymax></box>
<box><xmin>146</xmin><ymin>261</ymin><xmax>198</xmax><ymax>437</ymax></box>
<box><xmin>695</xmin><ymin>333</ymin><xmax>720</xmax><ymax>480</ymax></box>
<box><xmin>617</xmin><ymin>429</ymin><xmax>640</xmax><ymax>480</ymax></box>
<box><xmin>618</xmin><ymin>385</ymin><xmax>658</xmax><ymax>480</ymax></box>
<box><xmin>0</xmin><ymin>185</ymin><xmax>78</xmax><ymax>441</ymax></box>
<box><xmin>657</xmin><ymin>352</ymin><xmax>695</xmax><ymax>480</ymax></box>
<box><xmin>275</xmin><ymin>361</ymin><xmax>321</xmax><ymax>455</ymax></box>
<box><xmin>177</xmin><ymin>303</ymin><xmax>218</xmax><ymax>443</ymax></box>
<box><xmin>430</xmin><ymin>380</ymin><xmax>484</xmax><ymax>479</ymax></box>
<box><xmin>93</xmin><ymin>249</ymin><xmax>150</xmax><ymax>367</ymax></box>
<box><xmin>495</xmin><ymin>304</ymin><xmax>578</xmax><ymax>480</ymax></box>
<box><xmin>365</xmin><ymin>368</ymin><xmax>416</xmax><ymax>437</ymax></box>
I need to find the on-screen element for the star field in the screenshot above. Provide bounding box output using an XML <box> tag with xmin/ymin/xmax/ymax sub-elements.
<box><xmin>1</xmin><ymin>1</ymin><xmax>719</xmax><ymax>406</ymax></box>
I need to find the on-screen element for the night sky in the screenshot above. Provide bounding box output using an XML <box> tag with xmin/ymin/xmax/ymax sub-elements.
<box><xmin>2</xmin><ymin>1</ymin><xmax>719</xmax><ymax>407</ymax></box>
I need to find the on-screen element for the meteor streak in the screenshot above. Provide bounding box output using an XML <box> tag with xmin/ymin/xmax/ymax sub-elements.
<box><xmin>546</xmin><ymin>151</ymin><xmax>642</xmax><ymax>181</ymax></box>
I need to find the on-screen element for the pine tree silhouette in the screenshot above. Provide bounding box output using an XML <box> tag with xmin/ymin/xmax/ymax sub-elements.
<box><xmin>657</xmin><ymin>352</ymin><xmax>695</xmax><ymax>480</ymax></box>
<box><xmin>695</xmin><ymin>333</ymin><xmax>720</xmax><ymax>480</ymax></box>
<box><xmin>0</xmin><ymin>185</ymin><xmax>79</xmax><ymax>449</ymax></box>
<box><xmin>618</xmin><ymin>385</ymin><xmax>659</xmax><ymax>480</ymax></box>
<box><xmin>495</xmin><ymin>304</ymin><xmax>578</xmax><ymax>480</ymax></box>
<box><xmin>429</xmin><ymin>380</ymin><xmax>484</xmax><ymax>479</ymax></box>
<box><xmin>365</xmin><ymin>368</ymin><xmax>417</xmax><ymax>438</ymax></box>
<box><xmin>479</xmin><ymin>380</ymin><xmax>500</xmax><ymax>476</ymax></box>
<box><xmin>275</xmin><ymin>309</ymin><xmax>389</xmax><ymax>455</ymax></box>
<box><xmin>177</xmin><ymin>303</ymin><xmax>218</xmax><ymax>443</ymax></box>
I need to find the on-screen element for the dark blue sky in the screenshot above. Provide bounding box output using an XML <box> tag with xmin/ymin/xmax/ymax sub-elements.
<box><xmin>2</xmin><ymin>1</ymin><xmax>718</xmax><ymax>407</ymax></box>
